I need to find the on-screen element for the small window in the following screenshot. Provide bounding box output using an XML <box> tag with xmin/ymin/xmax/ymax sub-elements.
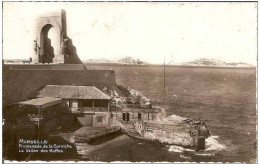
<box><xmin>97</xmin><ymin>116</ymin><xmax>103</xmax><ymax>122</ymax></box>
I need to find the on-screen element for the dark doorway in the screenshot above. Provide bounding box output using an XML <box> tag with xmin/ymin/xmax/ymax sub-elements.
<box><xmin>126</xmin><ymin>113</ymin><xmax>130</xmax><ymax>121</ymax></box>
<box><xmin>138</xmin><ymin>113</ymin><xmax>142</xmax><ymax>120</ymax></box>
<box><xmin>123</xmin><ymin>113</ymin><xmax>126</xmax><ymax>121</ymax></box>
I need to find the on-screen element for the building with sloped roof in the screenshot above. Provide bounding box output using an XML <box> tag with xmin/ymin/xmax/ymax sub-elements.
<box><xmin>6</xmin><ymin>85</ymin><xmax>113</xmax><ymax>136</ymax></box>
<box><xmin>36</xmin><ymin>85</ymin><xmax>111</xmax><ymax>113</ymax></box>
<box><xmin>37</xmin><ymin>85</ymin><xmax>110</xmax><ymax>100</ymax></box>
<box><xmin>6</xmin><ymin>97</ymin><xmax>67</xmax><ymax>136</ymax></box>
<box><xmin>33</xmin><ymin>85</ymin><xmax>112</xmax><ymax>127</ymax></box>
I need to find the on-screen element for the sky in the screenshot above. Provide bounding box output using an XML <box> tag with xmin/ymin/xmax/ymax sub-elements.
<box><xmin>3</xmin><ymin>2</ymin><xmax>257</xmax><ymax>65</ymax></box>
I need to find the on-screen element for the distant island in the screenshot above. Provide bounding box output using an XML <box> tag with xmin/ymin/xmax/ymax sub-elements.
<box><xmin>118</xmin><ymin>57</ymin><xmax>148</xmax><ymax>65</ymax></box>
<box><xmin>182</xmin><ymin>58</ymin><xmax>255</xmax><ymax>67</ymax></box>
<box><xmin>4</xmin><ymin>57</ymin><xmax>255</xmax><ymax>68</ymax></box>
<box><xmin>82</xmin><ymin>58</ymin><xmax>115</xmax><ymax>64</ymax></box>
<box><xmin>82</xmin><ymin>57</ymin><xmax>255</xmax><ymax>68</ymax></box>
<box><xmin>83</xmin><ymin>57</ymin><xmax>148</xmax><ymax>65</ymax></box>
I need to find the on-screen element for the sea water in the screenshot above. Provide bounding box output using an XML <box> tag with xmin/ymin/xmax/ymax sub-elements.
<box><xmin>82</xmin><ymin>64</ymin><xmax>256</xmax><ymax>162</ymax></box>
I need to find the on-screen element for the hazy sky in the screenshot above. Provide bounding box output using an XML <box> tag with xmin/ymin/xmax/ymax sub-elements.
<box><xmin>3</xmin><ymin>2</ymin><xmax>257</xmax><ymax>65</ymax></box>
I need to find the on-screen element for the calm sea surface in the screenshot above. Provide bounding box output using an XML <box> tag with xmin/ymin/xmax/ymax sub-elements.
<box><xmin>83</xmin><ymin>64</ymin><xmax>256</xmax><ymax>162</ymax></box>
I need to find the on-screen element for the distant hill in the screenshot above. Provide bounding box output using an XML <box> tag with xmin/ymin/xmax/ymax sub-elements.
<box><xmin>83</xmin><ymin>57</ymin><xmax>148</xmax><ymax>65</ymax></box>
<box><xmin>182</xmin><ymin>58</ymin><xmax>255</xmax><ymax>67</ymax></box>
<box><xmin>82</xmin><ymin>58</ymin><xmax>116</xmax><ymax>64</ymax></box>
<box><xmin>117</xmin><ymin>57</ymin><xmax>148</xmax><ymax>65</ymax></box>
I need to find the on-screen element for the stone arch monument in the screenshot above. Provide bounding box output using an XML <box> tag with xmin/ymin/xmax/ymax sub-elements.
<box><xmin>33</xmin><ymin>9</ymin><xmax>81</xmax><ymax>64</ymax></box>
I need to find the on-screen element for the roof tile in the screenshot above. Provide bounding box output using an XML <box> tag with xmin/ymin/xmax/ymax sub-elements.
<box><xmin>37</xmin><ymin>85</ymin><xmax>110</xmax><ymax>100</ymax></box>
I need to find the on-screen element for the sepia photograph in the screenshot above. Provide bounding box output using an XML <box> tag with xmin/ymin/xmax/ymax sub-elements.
<box><xmin>2</xmin><ymin>1</ymin><xmax>257</xmax><ymax>163</ymax></box>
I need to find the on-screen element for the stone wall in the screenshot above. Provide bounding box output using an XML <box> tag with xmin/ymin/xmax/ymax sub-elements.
<box><xmin>137</xmin><ymin>121</ymin><xmax>193</xmax><ymax>146</ymax></box>
<box><xmin>3</xmin><ymin>64</ymin><xmax>117</xmax><ymax>106</ymax></box>
<box><xmin>61</xmin><ymin>114</ymin><xmax>74</xmax><ymax>127</ymax></box>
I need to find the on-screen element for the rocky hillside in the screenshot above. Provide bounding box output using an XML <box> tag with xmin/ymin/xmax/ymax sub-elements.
<box><xmin>102</xmin><ymin>85</ymin><xmax>151</xmax><ymax>109</ymax></box>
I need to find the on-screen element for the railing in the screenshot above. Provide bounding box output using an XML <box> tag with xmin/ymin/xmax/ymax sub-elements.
<box><xmin>4</xmin><ymin>59</ymin><xmax>31</xmax><ymax>64</ymax></box>
<box><xmin>71</xmin><ymin>107</ymin><xmax>109</xmax><ymax>113</ymax></box>
<box><xmin>123</xmin><ymin>104</ymin><xmax>152</xmax><ymax>109</ymax></box>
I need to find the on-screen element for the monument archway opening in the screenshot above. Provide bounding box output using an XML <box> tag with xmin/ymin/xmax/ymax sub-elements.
<box><xmin>40</xmin><ymin>24</ymin><xmax>60</xmax><ymax>63</ymax></box>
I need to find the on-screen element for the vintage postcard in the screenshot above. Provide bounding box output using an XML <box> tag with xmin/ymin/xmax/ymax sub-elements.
<box><xmin>2</xmin><ymin>1</ymin><xmax>257</xmax><ymax>163</ymax></box>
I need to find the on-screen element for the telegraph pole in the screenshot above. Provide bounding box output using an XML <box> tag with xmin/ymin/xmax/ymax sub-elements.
<box><xmin>163</xmin><ymin>56</ymin><xmax>174</xmax><ymax>106</ymax></box>
<box><xmin>163</xmin><ymin>56</ymin><xmax>166</xmax><ymax>105</ymax></box>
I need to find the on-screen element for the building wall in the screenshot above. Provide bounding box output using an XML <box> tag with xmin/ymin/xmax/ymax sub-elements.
<box><xmin>6</xmin><ymin>103</ymin><xmax>66</xmax><ymax>136</ymax></box>
<box><xmin>16</xmin><ymin>123</ymin><xmax>37</xmax><ymax>136</ymax></box>
<box><xmin>93</xmin><ymin>112</ymin><xmax>109</xmax><ymax>127</ymax></box>
<box><xmin>40</xmin><ymin>117</ymin><xmax>60</xmax><ymax>133</ymax></box>
<box><xmin>3</xmin><ymin>64</ymin><xmax>117</xmax><ymax>106</ymax></box>
<box><xmin>135</xmin><ymin>121</ymin><xmax>193</xmax><ymax>146</ymax></box>
<box><xmin>76</xmin><ymin>114</ymin><xmax>94</xmax><ymax>127</ymax></box>
<box><xmin>72</xmin><ymin>112</ymin><xmax>110</xmax><ymax>127</ymax></box>
<box><xmin>15</xmin><ymin>117</ymin><xmax>61</xmax><ymax>135</ymax></box>
<box><xmin>61</xmin><ymin>114</ymin><xmax>74</xmax><ymax>127</ymax></box>
<box><xmin>111</xmin><ymin>111</ymin><xmax>158</xmax><ymax>122</ymax></box>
